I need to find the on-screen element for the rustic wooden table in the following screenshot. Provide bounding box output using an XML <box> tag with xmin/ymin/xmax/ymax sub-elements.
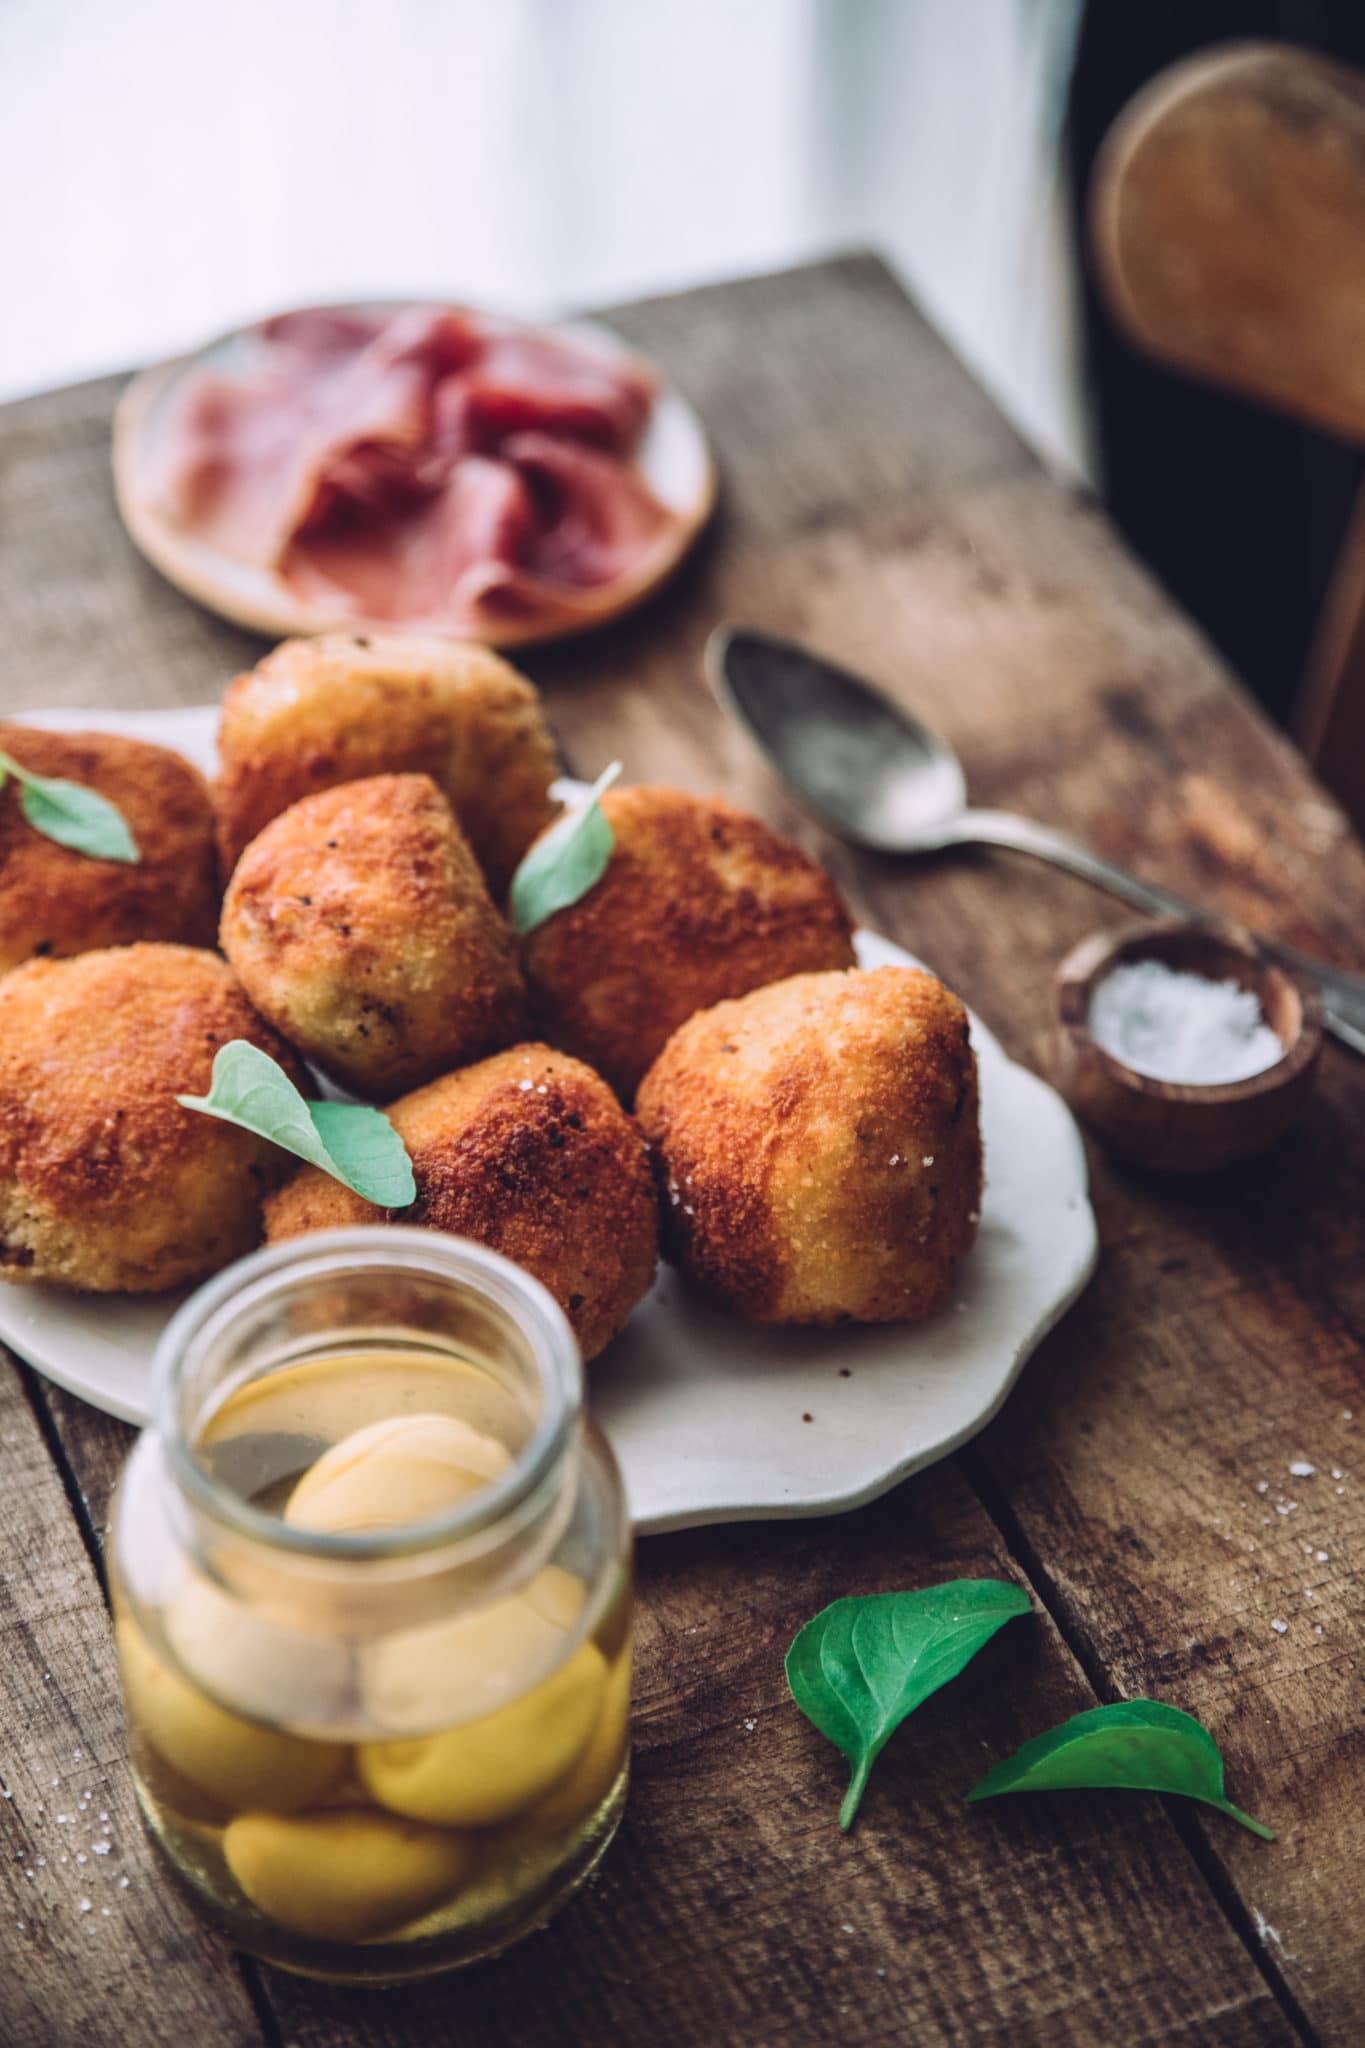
<box><xmin>2</xmin><ymin>256</ymin><xmax>1362</xmax><ymax>2048</ymax></box>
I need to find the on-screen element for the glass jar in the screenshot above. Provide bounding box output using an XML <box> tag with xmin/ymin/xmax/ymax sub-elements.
<box><xmin>108</xmin><ymin>1227</ymin><xmax>632</xmax><ymax>1984</ymax></box>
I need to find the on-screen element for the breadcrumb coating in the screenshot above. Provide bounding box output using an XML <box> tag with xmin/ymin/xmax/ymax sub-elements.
<box><xmin>635</xmin><ymin>967</ymin><xmax>981</xmax><ymax>1326</ymax></box>
<box><xmin>221</xmin><ymin>774</ymin><xmax>525</xmax><ymax>1098</ymax></box>
<box><xmin>520</xmin><ymin>786</ymin><xmax>857</xmax><ymax>1100</ymax></box>
<box><xmin>0</xmin><ymin>723</ymin><xmax>218</xmax><ymax>974</ymax></box>
<box><xmin>213</xmin><ymin>634</ymin><xmax>558</xmax><ymax>891</ymax></box>
<box><xmin>265</xmin><ymin>1043</ymin><xmax>658</xmax><ymax>1359</ymax></box>
<box><xmin>0</xmin><ymin>945</ymin><xmax>304</xmax><ymax>1293</ymax></box>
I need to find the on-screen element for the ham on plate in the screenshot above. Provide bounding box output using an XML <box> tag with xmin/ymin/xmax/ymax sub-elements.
<box><xmin>151</xmin><ymin>305</ymin><xmax>690</xmax><ymax>636</ymax></box>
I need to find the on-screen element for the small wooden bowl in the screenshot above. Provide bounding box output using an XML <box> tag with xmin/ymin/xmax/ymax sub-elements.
<box><xmin>1055</xmin><ymin>920</ymin><xmax>1322</xmax><ymax>1174</ymax></box>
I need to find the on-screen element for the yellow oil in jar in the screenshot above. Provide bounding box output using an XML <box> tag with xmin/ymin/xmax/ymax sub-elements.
<box><xmin>115</xmin><ymin>1348</ymin><xmax>631</xmax><ymax>1981</ymax></box>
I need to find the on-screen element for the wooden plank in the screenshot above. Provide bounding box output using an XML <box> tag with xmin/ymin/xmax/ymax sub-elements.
<box><xmin>40</xmin><ymin>1388</ymin><xmax>134</xmax><ymax>1548</ymax></box>
<box><xmin>261</xmin><ymin>1476</ymin><xmax>1285</xmax><ymax>2048</ymax></box>
<box><xmin>534</xmin><ymin>456</ymin><xmax>1365</xmax><ymax>2041</ymax></box>
<box><xmin>39</xmin><ymin>1337</ymin><xmax>1286</xmax><ymax>2044</ymax></box>
<box><xmin>602</xmin><ymin>254</ymin><xmax>1036</xmax><ymax>538</ymax></box>
<box><xmin>0</xmin><ymin>374</ymin><xmax>262</xmax><ymax>711</ymax></box>
<box><xmin>0</xmin><ymin>1359</ymin><xmax>266</xmax><ymax>2048</ymax></box>
<box><xmin>0</xmin><ymin>253</ymin><xmax>1352</xmax><ymax>2042</ymax></box>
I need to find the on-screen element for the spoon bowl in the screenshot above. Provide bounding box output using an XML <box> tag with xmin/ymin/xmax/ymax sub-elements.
<box><xmin>705</xmin><ymin>623</ymin><xmax>1365</xmax><ymax>1057</ymax></box>
<box><xmin>706</xmin><ymin>627</ymin><xmax>967</xmax><ymax>849</ymax></box>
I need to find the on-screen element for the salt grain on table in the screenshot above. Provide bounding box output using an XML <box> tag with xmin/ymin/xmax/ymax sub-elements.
<box><xmin>1089</xmin><ymin>960</ymin><xmax>1283</xmax><ymax>1083</ymax></box>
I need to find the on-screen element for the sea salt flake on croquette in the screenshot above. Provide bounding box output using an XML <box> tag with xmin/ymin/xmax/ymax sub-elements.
<box><xmin>636</xmin><ymin>966</ymin><xmax>982</xmax><ymax>1328</ymax></box>
<box><xmin>262</xmin><ymin>1045</ymin><xmax>657</xmax><ymax>1359</ymax></box>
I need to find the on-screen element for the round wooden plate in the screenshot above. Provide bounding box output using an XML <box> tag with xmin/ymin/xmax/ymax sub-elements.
<box><xmin>112</xmin><ymin>303</ymin><xmax>717</xmax><ymax>650</ymax></box>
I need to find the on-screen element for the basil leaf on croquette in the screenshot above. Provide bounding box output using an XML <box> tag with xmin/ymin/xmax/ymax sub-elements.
<box><xmin>0</xmin><ymin>748</ymin><xmax>140</xmax><ymax>864</ymax></box>
<box><xmin>178</xmin><ymin>1041</ymin><xmax>415</xmax><ymax>1208</ymax></box>
<box><xmin>509</xmin><ymin>763</ymin><xmax>621</xmax><ymax>935</ymax></box>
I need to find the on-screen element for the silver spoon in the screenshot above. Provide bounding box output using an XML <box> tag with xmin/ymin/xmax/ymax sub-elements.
<box><xmin>707</xmin><ymin>626</ymin><xmax>1365</xmax><ymax>1057</ymax></box>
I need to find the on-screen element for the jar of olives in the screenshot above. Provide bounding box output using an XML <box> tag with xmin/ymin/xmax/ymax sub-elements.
<box><xmin>109</xmin><ymin>1228</ymin><xmax>633</xmax><ymax>1983</ymax></box>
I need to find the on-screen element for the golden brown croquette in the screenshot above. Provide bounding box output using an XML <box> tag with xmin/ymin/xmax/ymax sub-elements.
<box><xmin>0</xmin><ymin>724</ymin><xmax>219</xmax><ymax>975</ymax></box>
<box><xmin>221</xmin><ymin>775</ymin><xmax>525</xmax><ymax>1099</ymax></box>
<box><xmin>519</xmin><ymin>786</ymin><xmax>857</xmax><ymax>1100</ymax></box>
<box><xmin>0</xmin><ymin>945</ymin><xmax>306</xmax><ymax>1293</ymax></box>
<box><xmin>264</xmin><ymin>1044</ymin><xmax>657</xmax><ymax>1359</ymax></box>
<box><xmin>635</xmin><ymin>967</ymin><xmax>981</xmax><ymax>1326</ymax></box>
<box><xmin>213</xmin><ymin>635</ymin><xmax>558</xmax><ymax>891</ymax></box>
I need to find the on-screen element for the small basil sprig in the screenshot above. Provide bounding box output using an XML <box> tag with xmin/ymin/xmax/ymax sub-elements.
<box><xmin>787</xmin><ymin>1580</ymin><xmax>1031</xmax><ymax>1828</ymax></box>
<box><xmin>177</xmin><ymin>1041</ymin><xmax>416</xmax><ymax>1207</ymax></box>
<box><xmin>509</xmin><ymin>762</ymin><xmax>621</xmax><ymax>936</ymax></box>
<box><xmin>0</xmin><ymin>747</ymin><xmax>139</xmax><ymax>863</ymax></box>
<box><xmin>967</xmin><ymin>1699</ymin><xmax>1274</xmax><ymax>1839</ymax></box>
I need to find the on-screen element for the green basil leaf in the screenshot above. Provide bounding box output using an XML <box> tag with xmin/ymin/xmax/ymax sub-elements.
<box><xmin>177</xmin><ymin>1040</ymin><xmax>415</xmax><ymax>1208</ymax></box>
<box><xmin>966</xmin><ymin>1699</ymin><xmax>1274</xmax><ymax>1839</ymax></box>
<box><xmin>306</xmin><ymin>1097</ymin><xmax>416</xmax><ymax>1209</ymax></box>
<box><xmin>509</xmin><ymin>761</ymin><xmax>621</xmax><ymax>936</ymax></box>
<box><xmin>787</xmin><ymin>1579</ymin><xmax>1031</xmax><ymax>1829</ymax></box>
<box><xmin>10</xmin><ymin>764</ymin><xmax>140</xmax><ymax>863</ymax></box>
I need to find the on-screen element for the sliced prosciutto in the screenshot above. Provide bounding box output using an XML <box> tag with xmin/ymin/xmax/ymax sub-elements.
<box><xmin>154</xmin><ymin>304</ymin><xmax>680</xmax><ymax>634</ymax></box>
<box><xmin>283</xmin><ymin>433</ymin><xmax>685</xmax><ymax>626</ymax></box>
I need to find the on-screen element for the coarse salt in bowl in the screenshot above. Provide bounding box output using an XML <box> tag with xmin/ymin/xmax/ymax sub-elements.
<box><xmin>1054</xmin><ymin>920</ymin><xmax>1322</xmax><ymax>1173</ymax></box>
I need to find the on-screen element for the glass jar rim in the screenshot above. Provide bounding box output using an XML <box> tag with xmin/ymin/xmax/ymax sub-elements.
<box><xmin>152</xmin><ymin>1227</ymin><xmax>583</xmax><ymax>1566</ymax></box>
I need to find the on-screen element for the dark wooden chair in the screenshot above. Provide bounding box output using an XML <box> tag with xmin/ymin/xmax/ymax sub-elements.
<box><xmin>1090</xmin><ymin>39</ymin><xmax>1365</xmax><ymax>833</ymax></box>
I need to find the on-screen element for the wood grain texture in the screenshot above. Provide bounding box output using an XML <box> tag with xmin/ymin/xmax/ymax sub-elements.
<box><xmin>0</xmin><ymin>1361</ymin><xmax>265</xmax><ymax>2048</ymax></box>
<box><xmin>266</xmin><ymin>1479</ymin><xmax>1288</xmax><ymax>2048</ymax></box>
<box><xmin>1</xmin><ymin>252</ymin><xmax>1360</xmax><ymax>2044</ymax></box>
<box><xmin>38</xmin><ymin>1381</ymin><xmax>1286</xmax><ymax>2047</ymax></box>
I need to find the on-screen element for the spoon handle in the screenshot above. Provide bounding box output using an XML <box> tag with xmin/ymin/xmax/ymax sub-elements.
<box><xmin>955</xmin><ymin>809</ymin><xmax>1365</xmax><ymax>1054</ymax></box>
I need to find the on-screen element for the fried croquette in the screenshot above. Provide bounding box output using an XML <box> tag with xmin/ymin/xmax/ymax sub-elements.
<box><xmin>0</xmin><ymin>724</ymin><xmax>219</xmax><ymax>975</ymax></box>
<box><xmin>221</xmin><ymin>775</ymin><xmax>525</xmax><ymax>1099</ymax></box>
<box><xmin>213</xmin><ymin>635</ymin><xmax>558</xmax><ymax>891</ymax></box>
<box><xmin>519</xmin><ymin>786</ymin><xmax>858</xmax><ymax>1100</ymax></box>
<box><xmin>264</xmin><ymin>1045</ymin><xmax>657</xmax><ymax>1359</ymax></box>
<box><xmin>635</xmin><ymin>967</ymin><xmax>981</xmax><ymax>1326</ymax></box>
<box><xmin>0</xmin><ymin>945</ymin><xmax>305</xmax><ymax>1293</ymax></box>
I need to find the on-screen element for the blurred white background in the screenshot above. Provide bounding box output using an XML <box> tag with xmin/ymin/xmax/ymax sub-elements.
<box><xmin>1</xmin><ymin>0</ymin><xmax>1087</xmax><ymax>471</ymax></box>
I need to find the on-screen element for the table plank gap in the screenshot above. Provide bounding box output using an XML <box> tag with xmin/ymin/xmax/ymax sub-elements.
<box><xmin>254</xmin><ymin>1474</ymin><xmax>1287</xmax><ymax>2048</ymax></box>
<box><xmin>25</xmin><ymin>1360</ymin><xmax>1289</xmax><ymax>2047</ymax></box>
<box><xmin>17</xmin><ymin>1371</ymin><xmax>291</xmax><ymax>2048</ymax></box>
<box><xmin>958</xmin><ymin>1443</ymin><xmax>1322</xmax><ymax>2048</ymax></box>
<box><xmin>16</xmin><ymin>1365</ymin><xmax>109</xmax><ymax>1592</ymax></box>
<box><xmin>0</xmin><ymin>1359</ymin><xmax>269</xmax><ymax>2048</ymax></box>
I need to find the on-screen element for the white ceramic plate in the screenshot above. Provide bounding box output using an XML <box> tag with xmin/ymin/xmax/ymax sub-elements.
<box><xmin>113</xmin><ymin>304</ymin><xmax>716</xmax><ymax>649</ymax></box>
<box><xmin>1</xmin><ymin>706</ymin><xmax>1097</xmax><ymax>1532</ymax></box>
